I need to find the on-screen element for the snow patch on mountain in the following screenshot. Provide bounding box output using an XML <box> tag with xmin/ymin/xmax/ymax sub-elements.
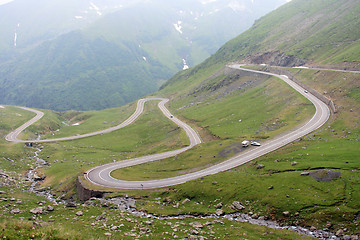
<box><xmin>228</xmin><ymin>1</ymin><xmax>247</xmax><ymax>12</ymax></box>
<box><xmin>200</xmin><ymin>0</ymin><xmax>218</xmax><ymax>4</ymax></box>
<box><xmin>182</xmin><ymin>59</ymin><xmax>189</xmax><ymax>70</ymax></box>
<box><xmin>89</xmin><ymin>2</ymin><xmax>102</xmax><ymax>16</ymax></box>
<box><xmin>174</xmin><ymin>21</ymin><xmax>183</xmax><ymax>34</ymax></box>
<box><xmin>14</xmin><ymin>33</ymin><xmax>17</xmax><ymax>47</ymax></box>
<box><xmin>14</xmin><ymin>23</ymin><xmax>20</xmax><ymax>47</ymax></box>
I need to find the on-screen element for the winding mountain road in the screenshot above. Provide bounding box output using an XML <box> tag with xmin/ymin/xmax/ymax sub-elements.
<box><xmin>5</xmin><ymin>98</ymin><xmax>196</xmax><ymax>143</ymax></box>
<box><xmin>85</xmin><ymin>65</ymin><xmax>331</xmax><ymax>189</ymax></box>
<box><xmin>5</xmin><ymin>65</ymin><xmax>331</xmax><ymax>189</ymax></box>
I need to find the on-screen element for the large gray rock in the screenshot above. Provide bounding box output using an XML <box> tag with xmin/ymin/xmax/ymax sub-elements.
<box><xmin>282</xmin><ymin>211</ymin><xmax>290</xmax><ymax>217</ymax></box>
<box><xmin>231</xmin><ymin>201</ymin><xmax>245</xmax><ymax>211</ymax></box>
<box><xmin>10</xmin><ymin>208</ymin><xmax>20</xmax><ymax>214</ymax></box>
<box><xmin>215</xmin><ymin>209</ymin><xmax>224</xmax><ymax>216</ymax></box>
<box><xmin>46</xmin><ymin>205</ymin><xmax>54</xmax><ymax>211</ymax></box>
<box><xmin>30</xmin><ymin>207</ymin><xmax>44</xmax><ymax>214</ymax></box>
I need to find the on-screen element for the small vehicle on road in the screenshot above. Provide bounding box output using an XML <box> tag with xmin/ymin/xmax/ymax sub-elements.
<box><xmin>304</xmin><ymin>90</ymin><xmax>308</xmax><ymax>93</ymax></box>
<box><xmin>242</xmin><ymin>140</ymin><xmax>250</xmax><ymax>147</ymax></box>
<box><xmin>251</xmin><ymin>141</ymin><xmax>261</xmax><ymax>146</ymax></box>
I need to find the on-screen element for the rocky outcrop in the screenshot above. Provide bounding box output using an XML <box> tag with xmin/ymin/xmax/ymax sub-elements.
<box><xmin>244</xmin><ymin>51</ymin><xmax>307</xmax><ymax>67</ymax></box>
<box><xmin>76</xmin><ymin>176</ymin><xmax>110</xmax><ymax>201</ymax></box>
<box><xmin>258</xmin><ymin>66</ymin><xmax>337</xmax><ymax>113</ymax></box>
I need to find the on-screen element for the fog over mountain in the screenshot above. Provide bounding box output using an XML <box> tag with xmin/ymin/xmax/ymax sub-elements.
<box><xmin>0</xmin><ymin>0</ymin><xmax>289</xmax><ymax>111</ymax></box>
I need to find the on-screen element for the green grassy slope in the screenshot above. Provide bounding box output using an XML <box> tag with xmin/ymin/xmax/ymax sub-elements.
<box><xmin>0</xmin><ymin>188</ymin><xmax>315</xmax><ymax>240</ymax></box>
<box><xmin>1</xmin><ymin>0</ymin><xmax>359</xmax><ymax>237</ymax></box>
<box><xmin>135</xmin><ymin>66</ymin><xmax>359</xmax><ymax>234</ymax></box>
<box><xmin>205</xmin><ymin>0</ymin><xmax>360</xmax><ymax>69</ymax></box>
<box><xmin>113</xmin><ymin>69</ymin><xmax>314</xmax><ymax>180</ymax></box>
<box><xmin>0</xmin><ymin>31</ymin><xmax>167</xmax><ymax>111</ymax></box>
<box><xmin>119</xmin><ymin>0</ymin><xmax>360</xmax><ymax>234</ymax></box>
<box><xmin>0</xmin><ymin>103</ymin><xmax>316</xmax><ymax>240</ymax></box>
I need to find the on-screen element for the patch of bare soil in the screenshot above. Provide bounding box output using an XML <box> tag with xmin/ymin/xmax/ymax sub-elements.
<box><xmin>309</xmin><ymin>169</ymin><xmax>341</xmax><ymax>182</ymax></box>
<box><xmin>217</xmin><ymin>142</ymin><xmax>245</xmax><ymax>158</ymax></box>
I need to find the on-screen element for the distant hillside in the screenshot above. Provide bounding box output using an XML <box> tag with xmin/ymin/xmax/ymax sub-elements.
<box><xmin>84</xmin><ymin>0</ymin><xmax>289</xmax><ymax>72</ymax></box>
<box><xmin>205</xmin><ymin>0</ymin><xmax>360</xmax><ymax>70</ymax></box>
<box><xmin>0</xmin><ymin>0</ymin><xmax>287</xmax><ymax>111</ymax></box>
<box><xmin>0</xmin><ymin>0</ymin><xmax>126</xmax><ymax>61</ymax></box>
<box><xmin>0</xmin><ymin>31</ymin><xmax>166</xmax><ymax>111</ymax></box>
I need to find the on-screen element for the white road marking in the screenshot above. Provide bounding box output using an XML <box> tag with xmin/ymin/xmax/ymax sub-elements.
<box><xmin>5</xmin><ymin>65</ymin><xmax>333</xmax><ymax>189</ymax></box>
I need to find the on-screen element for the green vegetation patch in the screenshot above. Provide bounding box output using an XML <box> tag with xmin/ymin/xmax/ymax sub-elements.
<box><xmin>127</xmin><ymin>68</ymin><xmax>360</xmax><ymax>234</ymax></box>
<box><xmin>0</xmin><ymin>186</ymin><xmax>315</xmax><ymax>240</ymax></box>
<box><xmin>111</xmin><ymin>72</ymin><xmax>314</xmax><ymax>181</ymax></box>
<box><xmin>36</xmin><ymin>101</ymin><xmax>188</xmax><ymax>194</ymax></box>
<box><xmin>20</xmin><ymin>102</ymin><xmax>137</xmax><ymax>140</ymax></box>
<box><xmin>0</xmin><ymin>106</ymin><xmax>36</xmax><ymax>140</ymax></box>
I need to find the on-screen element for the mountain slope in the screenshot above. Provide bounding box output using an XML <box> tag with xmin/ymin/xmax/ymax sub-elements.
<box><xmin>0</xmin><ymin>0</ymin><xmax>288</xmax><ymax>111</ymax></box>
<box><xmin>0</xmin><ymin>0</ymin><xmax>128</xmax><ymax>61</ymax></box>
<box><xmin>206</xmin><ymin>0</ymin><xmax>360</xmax><ymax>69</ymax></box>
<box><xmin>152</xmin><ymin>0</ymin><xmax>360</xmax><ymax>234</ymax></box>
<box><xmin>0</xmin><ymin>32</ymin><xmax>165</xmax><ymax>111</ymax></box>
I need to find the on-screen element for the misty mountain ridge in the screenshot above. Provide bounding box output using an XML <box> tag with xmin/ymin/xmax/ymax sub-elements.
<box><xmin>0</xmin><ymin>0</ymin><xmax>288</xmax><ymax>111</ymax></box>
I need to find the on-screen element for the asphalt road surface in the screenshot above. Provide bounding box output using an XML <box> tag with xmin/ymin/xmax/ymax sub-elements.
<box><xmin>5</xmin><ymin>98</ymin><xmax>196</xmax><ymax>143</ymax></box>
<box><xmin>85</xmin><ymin>65</ymin><xmax>331</xmax><ymax>189</ymax></box>
<box><xmin>5</xmin><ymin>66</ymin><xmax>331</xmax><ymax>189</ymax></box>
<box><xmin>5</xmin><ymin>107</ymin><xmax>44</xmax><ymax>142</ymax></box>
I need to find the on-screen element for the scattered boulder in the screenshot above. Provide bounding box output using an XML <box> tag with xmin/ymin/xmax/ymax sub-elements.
<box><xmin>215</xmin><ymin>209</ymin><xmax>224</xmax><ymax>216</ymax></box>
<box><xmin>33</xmin><ymin>174</ymin><xmax>46</xmax><ymax>181</ymax></box>
<box><xmin>66</xmin><ymin>202</ymin><xmax>76</xmax><ymax>208</ymax></box>
<box><xmin>231</xmin><ymin>201</ymin><xmax>245</xmax><ymax>211</ymax></box>
<box><xmin>163</xmin><ymin>197</ymin><xmax>171</xmax><ymax>203</ymax></box>
<box><xmin>257</xmin><ymin>164</ymin><xmax>265</xmax><ymax>169</ymax></box>
<box><xmin>212</xmin><ymin>181</ymin><xmax>218</xmax><ymax>185</ymax></box>
<box><xmin>76</xmin><ymin>211</ymin><xmax>83</xmax><ymax>216</ymax></box>
<box><xmin>46</xmin><ymin>205</ymin><xmax>54</xmax><ymax>211</ymax></box>
<box><xmin>30</xmin><ymin>207</ymin><xmax>44</xmax><ymax>215</ymax></box>
<box><xmin>10</xmin><ymin>208</ymin><xmax>20</xmax><ymax>214</ymax></box>
<box><xmin>300</xmin><ymin>172</ymin><xmax>310</xmax><ymax>176</ymax></box>
<box><xmin>214</xmin><ymin>202</ymin><xmax>223</xmax><ymax>209</ymax></box>
<box><xmin>291</xmin><ymin>161</ymin><xmax>298</xmax><ymax>166</ymax></box>
<box><xmin>336</xmin><ymin>229</ymin><xmax>344</xmax><ymax>236</ymax></box>
<box><xmin>96</xmin><ymin>215</ymin><xmax>105</xmax><ymax>221</ymax></box>
<box><xmin>110</xmin><ymin>226</ymin><xmax>118</xmax><ymax>231</ymax></box>
<box><xmin>104</xmin><ymin>233</ymin><xmax>112</xmax><ymax>236</ymax></box>
<box><xmin>282</xmin><ymin>211</ymin><xmax>290</xmax><ymax>217</ymax></box>
<box><xmin>191</xmin><ymin>222</ymin><xmax>203</xmax><ymax>229</ymax></box>
<box><xmin>182</xmin><ymin>198</ymin><xmax>190</xmax><ymax>205</ymax></box>
<box><xmin>140</xmin><ymin>227</ymin><xmax>150</xmax><ymax>233</ymax></box>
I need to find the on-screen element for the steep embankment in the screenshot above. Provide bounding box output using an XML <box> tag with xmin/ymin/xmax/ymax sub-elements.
<box><xmin>204</xmin><ymin>0</ymin><xmax>360</xmax><ymax>70</ymax></box>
